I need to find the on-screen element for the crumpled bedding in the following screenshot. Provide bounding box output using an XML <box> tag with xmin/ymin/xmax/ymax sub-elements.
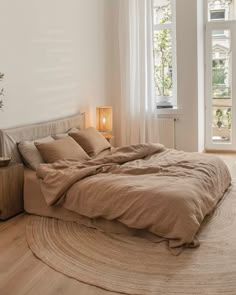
<box><xmin>37</xmin><ymin>143</ymin><xmax>231</xmax><ymax>252</ymax></box>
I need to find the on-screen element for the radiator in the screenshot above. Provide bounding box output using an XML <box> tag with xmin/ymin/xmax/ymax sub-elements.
<box><xmin>158</xmin><ymin>118</ymin><xmax>176</xmax><ymax>149</ymax></box>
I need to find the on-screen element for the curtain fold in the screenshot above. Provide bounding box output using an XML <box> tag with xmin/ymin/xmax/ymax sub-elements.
<box><xmin>117</xmin><ymin>0</ymin><xmax>158</xmax><ymax>146</ymax></box>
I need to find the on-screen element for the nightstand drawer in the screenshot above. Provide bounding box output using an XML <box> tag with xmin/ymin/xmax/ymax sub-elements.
<box><xmin>0</xmin><ymin>163</ymin><xmax>24</xmax><ymax>220</ymax></box>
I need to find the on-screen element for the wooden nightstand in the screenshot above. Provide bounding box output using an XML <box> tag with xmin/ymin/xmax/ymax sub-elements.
<box><xmin>0</xmin><ymin>163</ymin><xmax>24</xmax><ymax>220</ymax></box>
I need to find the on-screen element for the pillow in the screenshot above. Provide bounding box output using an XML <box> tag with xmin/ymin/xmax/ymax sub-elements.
<box><xmin>35</xmin><ymin>136</ymin><xmax>91</xmax><ymax>163</ymax></box>
<box><xmin>18</xmin><ymin>136</ymin><xmax>54</xmax><ymax>170</ymax></box>
<box><xmin>69</xmin><ymin>127</ymin><xmax>111</xmax><ymax>157</ymax></box>
<box><xmin>52</xmin><ymin>127</ymin><xmax>79</xmax><ymax>140</ymax></box>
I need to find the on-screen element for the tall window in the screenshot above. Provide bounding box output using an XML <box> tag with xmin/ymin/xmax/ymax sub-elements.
<box><xmin>205</xmin><ymin>0</ymin><xmax>236</xmax><ymax>150</ymax></box>
<box><xmin>153</xmin><ymin>0</ymin><xmax>177</xmax><ymax>109</ymax></box>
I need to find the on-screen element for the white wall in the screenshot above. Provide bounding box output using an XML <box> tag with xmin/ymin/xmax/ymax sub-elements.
<box><xmin>174</xmin><ymin>0</ymin><xmax>205</xmax><ymax>152</ymax></box>
<box><xmin>0</xmin><ymin>0</ymin><xmax>107</xmax><ymax>129</ymax></box>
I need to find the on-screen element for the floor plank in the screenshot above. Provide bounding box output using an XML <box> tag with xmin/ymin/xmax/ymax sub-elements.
<box><xmin>0</xmin><ymin>214</ymin><xmax>114</xmax><ymax>295</ymax></box>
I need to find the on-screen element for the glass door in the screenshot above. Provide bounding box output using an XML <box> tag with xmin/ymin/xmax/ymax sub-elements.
<box><xmin>205</xmin><ymin>21</ymin><xmax>236</xmax><ymax>150</ymax></box>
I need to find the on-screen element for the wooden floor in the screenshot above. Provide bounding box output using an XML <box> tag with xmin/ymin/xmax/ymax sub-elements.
<box><xmin>0</xmin><ymin>153</ymin><xmax>236</xmax><ymax>295</ymax></box>
<box><xmin>0</xmin><ymin>212</ymin><xmax>116</xmax><ymax>295</ymax></box>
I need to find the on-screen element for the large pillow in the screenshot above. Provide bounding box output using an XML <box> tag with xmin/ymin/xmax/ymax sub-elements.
<box><xmin>69</xmin><ymin>127</ymin><xmax>111</xmax><ymax>157</ymax></box>
<box><xmin>35</xmin><ymin>136</ymin><xmax>91</xmax><ymax>163</ymax></box>
<box><xmin>18</xmin><ymin>136</ymin><xmax>54</xmax><ymax>170</ymax></box>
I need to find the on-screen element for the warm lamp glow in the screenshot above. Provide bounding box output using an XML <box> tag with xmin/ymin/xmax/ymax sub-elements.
<box><xmin>96</xmin><ymin>106</ymin><xmax>112</xmax><ymax>132</ymax></box>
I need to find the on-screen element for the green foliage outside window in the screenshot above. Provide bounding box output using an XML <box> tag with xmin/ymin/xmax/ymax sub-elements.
<box><xmin>226</xmin><ymin>108</ymin><xmax>231</xmax><ymax>129</ymax></box>
<box><xmin>154</xmin><ymin>5</ymin><xmax>173</xmax><ymax>97</ymax></box>
<box><xmin>212</xmin><ymin>68</ymin><xmax>226</xmax><ymax>85</ymax></box>
<box><xmin>212</xmin><ymin>60</ymin><xmax>230</xmax><ymax>98</ymax></box>
<box><xmin>216</xmin><ymin>109</ymin><xmax>223</xmax><ymax>128</ymax></box>
<box><xmin>212</xmin><ymin>58</ymin><xmax>231</xmax><ymax>130</ymax></box>
<box><xmin>215</xmin><ymin>108</ymin><xmax>231</xmax><ymax>130</ymax></box>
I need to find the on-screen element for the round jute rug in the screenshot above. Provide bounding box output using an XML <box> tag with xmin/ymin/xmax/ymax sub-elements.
<box><xmin>26</xmin><ymin>187</ymin><xmax>236</xmax><ymax>295</ymax></box>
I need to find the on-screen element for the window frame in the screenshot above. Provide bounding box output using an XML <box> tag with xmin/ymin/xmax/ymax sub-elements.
<box><xmin>153</xmin><ymin>0</ymin><xmax>177</xmax><ymax>110</ymax></box>
<box><xmin>205</xmin><ymin>0</ymin><xmax>236</xmax><ymax>150</ymax></box>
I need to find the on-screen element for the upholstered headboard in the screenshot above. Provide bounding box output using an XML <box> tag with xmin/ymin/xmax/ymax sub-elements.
<box><xmin>0</xmin><ymin>113</ymin><xmax>85</xmax><ymax>163</ymax></box>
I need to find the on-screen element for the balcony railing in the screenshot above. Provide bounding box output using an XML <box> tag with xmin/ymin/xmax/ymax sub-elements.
<box><xmin>212</xmin><ymin>98</ymin><xmax>231</xmax><ymax>142</ymax></box>
<box><xmin>212</xmin><ymin>85</ymin><xmax>231</xmax><ymax>99</ymax></box>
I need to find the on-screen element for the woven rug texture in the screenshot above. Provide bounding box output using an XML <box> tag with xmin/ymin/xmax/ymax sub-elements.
<box><xmin>26</xmin><ymin>185</ymin><xmax>236</xmax><ymax>295</ymax></box>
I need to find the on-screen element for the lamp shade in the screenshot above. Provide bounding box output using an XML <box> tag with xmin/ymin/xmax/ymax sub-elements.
<box><xmin>96</xmin><ymin>106</ymin><xmax>112</xmax><ymax>132</ymax></box>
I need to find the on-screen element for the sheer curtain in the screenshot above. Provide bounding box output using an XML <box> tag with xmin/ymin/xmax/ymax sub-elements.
<box><xmin>117</xmin><ymin>0</ymin><xmax>158</xmax><ymax>146</ymax></box>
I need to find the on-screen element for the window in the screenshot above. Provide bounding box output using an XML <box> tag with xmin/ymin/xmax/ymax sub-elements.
<box><xmin>153</xmin><ymin>0</ymin><xmax>177</xmax><ymax>109</ymax></box>
<box><xmin>210</xmin><ymin>10</ymin><xmax>226</xmax><ymax>20</ymax></box>
<box><xmin>205</xmin><ymin>0</ymin><xmax>236</xmax><ymax>150</ymax></box>
<box><xmin>208</xmin><ymin>0</ymin><xmax>234</xmax><ymax>22</ymax></box>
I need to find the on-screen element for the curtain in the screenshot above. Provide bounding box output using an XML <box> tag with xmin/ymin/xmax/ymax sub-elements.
<box><xmin>116</xmin><ymin>0</ymin><xmax>158</xmax><ymax>146</ymax></box>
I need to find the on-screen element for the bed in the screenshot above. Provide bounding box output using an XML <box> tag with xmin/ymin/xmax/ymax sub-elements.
<box><xmin>0</xmin><ymin>113</ymin><xmax>232</xmax><ymax>253</ymax></box>
<box><xmin>0</xmin><ymin>113</ymin><xmax>139</xmax><ymax>235</ymax></box>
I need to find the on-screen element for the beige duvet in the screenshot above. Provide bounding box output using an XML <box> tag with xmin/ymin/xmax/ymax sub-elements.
<box><xmin>37</xmin><ymin>144</ymin><xmax>231</xmax><ymax>251</ymax></box>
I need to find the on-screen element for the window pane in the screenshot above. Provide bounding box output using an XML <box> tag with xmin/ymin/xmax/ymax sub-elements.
<box><xmin>154</xmin><ymin>29</ymin><xmax>173</xmax><ymax>106</ymax></box>
<box><xmin>212</xmin><ymin>30</ymin><xmax>225</xmax><ymax>36</ymax></box>
<box><xmin>211</xmin><ymin>30</ymin><xmax>232</xmax><ymax>143</ymax></box>
<box><xmin>211</xmin><ymin>10</ymin><xmax>225</xmax><ymax>20</ymax></box>
<box><xmin>212</xmin><ymin>30</ymin><xmax>231</xmax><ymax>98</ymax></box>
<box><xmin>208</xmin><ymin>0</ymin><xmax>235</xmax><ymax>21</ymax></box>
<box><xmin>153</xmin><ymin>0</ymin><xmax>172</xmax><ymax>25</ymax></box>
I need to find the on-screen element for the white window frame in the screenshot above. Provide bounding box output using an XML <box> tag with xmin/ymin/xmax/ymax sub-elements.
<box><xmin>153</xmin><ymin>0</ymin><xmax>177</xmax><ymax>110</ymax></box>
<box><xmin>205</xmin><ymin>18</ymin><xmax>236</xmax><ymax>150</ymax></box>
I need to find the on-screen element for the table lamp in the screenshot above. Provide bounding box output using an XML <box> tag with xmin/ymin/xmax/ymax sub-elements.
<box><xmin>96</xmin><ymin>106</ymin><xmax>113</xmax><ymax>142</ymax></box>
